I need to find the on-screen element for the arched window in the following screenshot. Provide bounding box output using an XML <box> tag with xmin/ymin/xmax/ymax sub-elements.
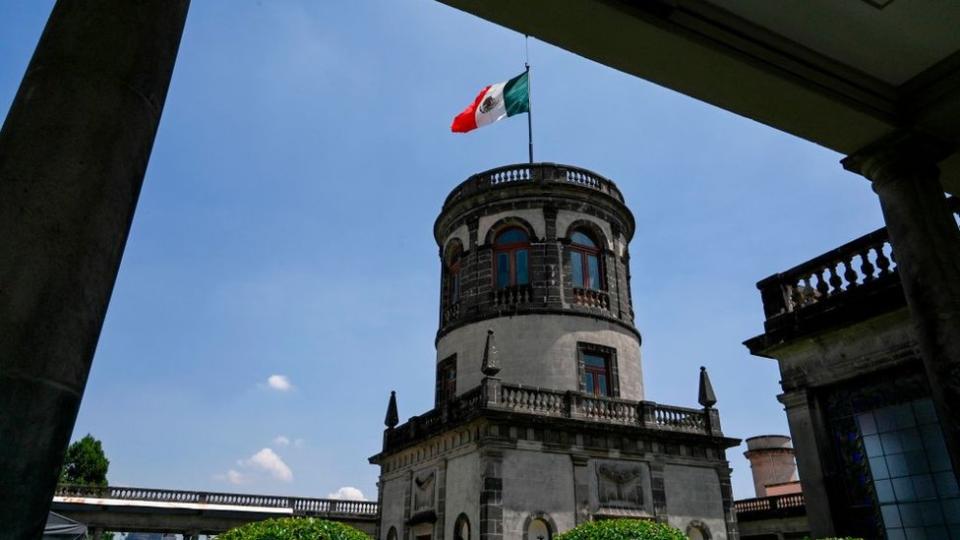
<box><xmin>454</xmin><ymin>513</ymin><xmax>471</xmax><ymax>540</ymax></box>
<box><xmin>445</xmin><ymin>242</ymin><xmax>463</xmax><ymax>304</ymax></box>
<box><xmin>386</xmin><ymin>526</ymin><xmax>398</xmax><ymax>540</ymax></box>
<box><xmin>526</xmin><ymin>518</ymin><xmax>552</xmax><ymax>540</ymax></box>
<box><xmin>569</xmin><ymin>229</ymin><xmax>602</xmax><ymax>290</ymax></box>
<box><xmin>493</xmin><ymin>227</ymin><xmax>530</xmax><ymax>289</ymax></box>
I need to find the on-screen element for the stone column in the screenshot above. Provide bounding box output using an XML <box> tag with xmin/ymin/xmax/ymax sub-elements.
<box><xmin>0</xmin><ymin>2</ymin><xmax>189</xmax><ymax>539</ymax></box>
<box><xmin>570</xmin><ymin>454</ymin><xmax>590</xmax><ymax>525</ymax></box>
<box><xmin>779</xmin><ymin>391</ymin><xmax>834</xmax><ymax>537</ymax></box>
<box><xmin>715</xmin><ymin>464</ymin><xmax>738</xmax><ymax>540</ymax></box>
<box><xmin>479</xmin><ymin>449</ymin><xmax>504</xmax><ymax>540</ymax></box>
<box><xmin>843</xmin><ymin>133</ymin><xmax>960</xmax><ymax>485</ymax></box>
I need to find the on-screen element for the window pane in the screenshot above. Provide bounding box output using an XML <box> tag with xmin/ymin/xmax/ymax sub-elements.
<box><xmin>571</xmin><ymin>251</ymin><xmax>584</xmax><ymax>287</ymax></box>
<box><xmin>584</xmin><ymin>354</ymin><xmax>606</xmax><ymax>368</ymax></box>
<box><xmin>496</xmin><ymin>227</ymin><xmax>528</xmax><ymax>245</ymax></box>
<box><xmin>583</xmin><ymin>372</ymin><xmax>594</xmax><ymax>393</ymax></box>
<box><xmin>588</xmin><ymin>255</ymin><xmax>600</xmax><ymax>289</ymax></box>
<box><xmin>516</xmin><ymin>250</ymin><xmax>528</xmax><ymax>285</ymax></box>
<box><xmin>597</xmin><ymin>375</ymin><xmax>608</xmax><ymax>396</ymax></box>
<box><xmin>451</xmin><ymin>273</ymin><xmax>460</xmax><ymax>303</ymax></box>
<box><xmin>497</xmin><ymin>253</ymin><xmax>510</xmax><ymax>288</ymax></box>
<box><xmin>571</xmin><ymin>231</ymin><xmax>596</xmax><ymax>248</ymax></box>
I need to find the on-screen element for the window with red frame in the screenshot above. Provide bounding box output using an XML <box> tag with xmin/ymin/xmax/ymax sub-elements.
<box><xmin>436</xmin><ymin>355</ymin><xmax>457</xmax><ymax>405</ymax></box>
<box><xmin>446</xmin><ymin>244</ymin><xmax>463</xmax><ymax>304</ymax></box>
<box><xmin>569</xmin><ymin>230</ymin><xmax>602</xmax><ymax>290</ymax></box>
<box><xmin>493</xmin><ymin>227</ymin><xmax>530</xmax><ymax>289</ymax></box>
<box><xmin>582</xmin><ymin>352</ymin><xmax>610</xmax><ymax>396</ymax></box>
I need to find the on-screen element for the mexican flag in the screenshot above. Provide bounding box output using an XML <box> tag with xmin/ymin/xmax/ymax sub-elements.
<box><xmin>451</xmin><ymin>71</ymin><xmax>529</xmax><ymax>133</ymax></box>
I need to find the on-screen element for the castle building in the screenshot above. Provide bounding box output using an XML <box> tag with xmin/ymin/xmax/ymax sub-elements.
<box><xmin>370</xmin><ymin>163</ymin><xmax>741</xmax><ymax>540</ymax></box>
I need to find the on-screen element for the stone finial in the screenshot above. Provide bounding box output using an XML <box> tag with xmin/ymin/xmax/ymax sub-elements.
<box><xmin>481</xmin><ymin>329</ymin><xmax>500</xmax><ymax>376</ymax></box>
<box><xmin>384</xmin><ymin>391</ymin><xmax>399</xmax><ymax>428</ymax></box>
<box><xmin>698</xmin><ymin>366</ymin><xmax>717</xmax><ymax>408</ymax></box>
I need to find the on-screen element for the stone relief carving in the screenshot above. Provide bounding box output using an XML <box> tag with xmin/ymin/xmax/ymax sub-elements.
<box><xmin>413</xmin><ymin>469</ymin><xmax>436</xmax><ymax>512</ymax></box>
<box><xmin>596</xmin><ymin>463</ymin><xmax>644</xmax><ymax>508</ymax></box>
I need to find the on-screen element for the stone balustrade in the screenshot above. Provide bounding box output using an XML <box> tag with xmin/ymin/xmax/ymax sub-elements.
<box><xmin>490</xmin><ymin>285</ymin><xmax>533</xmax><ymax>308</ymax></box>
<box><xmin>756</xmin><ymin>197</ymin><xmax>958</xmax><ymax>322</ymax></box>
<box><xmin>572</xmin><ymin>287</ymin><xmax>610</xmax><ymax>310</ymax></box>
<box><xmin>442</xmin><ymin>162</ymin><xmax>625</xmax><ymax>209</ymax></box>
<box><xmin>384</xmin><ymin>379</ymin><xmax>718</xmax><ymax>451</ymax></box>
<box><xmin>53</xmin><ymin>484</ymin><xmax>379</xmax><ymax>517</ymax></box>
<box><xmin>734</xmin><ymin>492</ymin><xmax>805</xmax><ymax>517</ymax></box>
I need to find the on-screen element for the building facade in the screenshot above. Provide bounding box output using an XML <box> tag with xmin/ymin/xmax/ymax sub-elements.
<box><xmin>370</xmin><ymin>163</ymin><xmax>740</xmax><ymax>540</ymax></box>
<box><xmin>745</xmin><ymin>202</ymin><xmax>960</xmax><ymax>539</ymax></box>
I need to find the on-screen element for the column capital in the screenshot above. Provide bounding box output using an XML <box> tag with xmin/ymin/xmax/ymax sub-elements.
<box><xmin>841</xmin><ymin>130</ymin><xmax>954</xmax><ymax>186</ymax></box>
<box><xmin>777</xmin><ymin>390</ymin><xmax>809</xmax><ymax>410</ymax></box>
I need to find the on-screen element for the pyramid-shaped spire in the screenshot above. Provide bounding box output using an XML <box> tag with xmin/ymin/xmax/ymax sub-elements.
<box><xmin>698</xmin><ymin>366</ymin><xmax>717</xmax><ymax>408</ymax></box>
<box><xmin>384</xmin><ymin>390</ymin><xmax>399</xmax><ymax>428</ymax></box>
<box><xmin>481</xmin><ymin>329</ymin><xmax>500</xmax><ymax>376</ymax></box>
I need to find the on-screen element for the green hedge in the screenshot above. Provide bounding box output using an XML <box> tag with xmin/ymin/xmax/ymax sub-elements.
<box><xmin>555</xmin><ymin>519</ymin><xmax>686</xmax><ymax>540</ymax></box>
<box><xmin>218</xmin><ymin>517</ymin><xmax>369</xmax><ymax>540</ymax></box>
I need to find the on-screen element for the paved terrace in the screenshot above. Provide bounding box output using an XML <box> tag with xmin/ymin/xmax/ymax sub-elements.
<box><xmin>51</xmin><ymin>485</ymin><xmax>379</xmax><ymax>537</ymax></box>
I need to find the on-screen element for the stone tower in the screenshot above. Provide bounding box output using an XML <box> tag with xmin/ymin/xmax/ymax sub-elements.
<box><xmin>371</xmin><ymin>163</ymin><xmax>740</xmax><ymax>540</ymax></box>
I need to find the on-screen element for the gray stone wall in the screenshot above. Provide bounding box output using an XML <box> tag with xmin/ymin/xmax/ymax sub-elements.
<box><xmin>444</xmin><ymin>452</ymin><xmax>481</xmax><ymax>540</ymax></box>
<box><xmin>437</xmin><ymin>314</ymin><xmax>643</xmax><ymax>401</ymax></box>
<box><xmin>501</xmin><ymin>449</ymin><xmax>577</xmax><ymax>539</ymax></box>
<box><xmin>663</xmin><ymin>464</ymin><xmax>728</xmax><ymax>540</ymax></box>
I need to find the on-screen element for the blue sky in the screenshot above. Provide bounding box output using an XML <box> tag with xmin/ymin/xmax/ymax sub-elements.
<box><xmin>1</xmin><ymin>1</ymin><xmax>884</xmax><ymax>501</ymax></box>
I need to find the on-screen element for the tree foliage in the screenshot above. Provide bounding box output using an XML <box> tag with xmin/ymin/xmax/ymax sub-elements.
<box><xmin>218</xmin><ymin>517</ymin><xmax>370</xmax><ymax>540</ymax></box>
<box><xmin>555</xmin><ymin>519</ymin><xmax>686</xmax><ymax>540</ymax></box>
<box><xmin>59</xmin><ymin>434</ymin><xmax>109</xmax><ymax>486</ymax></box>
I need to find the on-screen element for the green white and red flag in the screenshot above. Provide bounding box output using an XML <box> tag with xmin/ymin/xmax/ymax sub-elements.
<box><xmin>451</xmin><ymin>71</ymin><xmax>530</xmax><ymax>133</ymax></box>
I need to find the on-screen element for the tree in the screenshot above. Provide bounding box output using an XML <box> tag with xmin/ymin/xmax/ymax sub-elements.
<box><xmin>218</xmin><ymin>517</ymin><xmax>369</xmax><ymax>540</ymax></box>
<box><xmin>555</xmin><ymin>519</ymin><xmax>686</xmax><ymax>540</ymax></box>
<box><xmin>59</xmin><ymin>434</ymin><xmax>109</xmax><ymax>486</ymax></box>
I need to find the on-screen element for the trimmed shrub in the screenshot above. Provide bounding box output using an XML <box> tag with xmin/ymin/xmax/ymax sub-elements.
<box><xmin>555</xmin><ymin>519</ymin><xmax>686</xmax><ymax>540</ymax></box>
<box><xmin>218</xmin><ymin>517</ymin><xmax>370</xmax><ymax>540</ymax></box>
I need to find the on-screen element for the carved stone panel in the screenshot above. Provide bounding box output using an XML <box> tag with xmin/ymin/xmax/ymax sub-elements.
<box><xmin>596</xmin><ymin>463</ymin><xmax>644</xmax><ymax>508</ymax></box>
<box><xmin>413</xmin><ymin>469</ymin><xmax>437</xmax><ymax>513</ymax></box>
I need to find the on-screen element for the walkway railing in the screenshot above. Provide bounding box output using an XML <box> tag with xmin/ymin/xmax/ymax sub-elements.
<box><xmin>734</xmin><ymin>493</ymin><xmax>806</xmax><ymax>519</ymax></box>
<box><xmin>755</xmin><ymin>197</ymin><xmax>959</xmax><ymax>321</ymax></box>
<box><xmin>443</xmin><ymin>162</ymin><xmax>625</xmax><ymax>208</ymax></box>
<box><xmin>54</xmin><ymin>484</ymin><xmax>379</xmax><ymax>517</ymax></box>
<box><xmin>385</xmin><ymin>378</ymin><xmax>719</xmax><ymax>450</ymax></box>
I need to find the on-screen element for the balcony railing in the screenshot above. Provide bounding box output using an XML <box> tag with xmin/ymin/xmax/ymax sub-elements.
<box><xmin>384</xmin><ymin>378</ymin><xmax>720</xmax><ymax>451</ymax></box>
<box><xmin>53</xmin><ymin>484</ymin><xmax>379</xmax><ymax>517</ymax></box>
<box><xmin>572</xmin><ymin>287</ymin><xmax>610</xmax><ymax>310</ymax></box>
<box><xmin>491</xmin><ymin>284</ymin><xmax>534</xmax><ymax>308</ymax></box>
<box><xmin>443</xmin><ymin>163</ymin><xmax>625</xmax><ymax>208</ymax></box>
<box><xmin>734</xmin><ymin>493</ymin><xmax>806</xmax><ymax>520</ymax></box>
<box><xmin>755</xmin><ymin>198</ymin><xmax>958</xmax><ymax>324</ymax></box>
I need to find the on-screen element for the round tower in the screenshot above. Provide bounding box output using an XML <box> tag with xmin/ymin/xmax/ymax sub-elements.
<box><xmin>432</xmin><ymin>162</ymin><xmax>641</xmax><ymax>404</ymax></box>
<box><xmin>743</xmin><ymin>435</ymin><xmax>799</xmax><ymax>498</ymax></box>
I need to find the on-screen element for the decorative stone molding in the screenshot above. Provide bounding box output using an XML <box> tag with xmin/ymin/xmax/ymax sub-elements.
<box><xmin>596</xmin><ymin>463</ymin><xmax>644</xmax><ymax>508</ymax></box>
<box><xmin>412</xmin><ymin>469</ymin><xmax>436</xmax><ymax>514</ymax></box>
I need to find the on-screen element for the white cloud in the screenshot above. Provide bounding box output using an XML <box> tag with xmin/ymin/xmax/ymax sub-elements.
<box><xmin>266</xmin><ymin>374</ymin><xmax>292</xmax><ymax>391</ymax></box>
<box><xmin>327</xmin><ymin>486</ymin><xmax>367</xmax><ymax>501</ymax></box>
<box><xmin>243</xmin><ymin>448</ymin><xmax>293</xmax><ymax>482</ymax></box>
<box><xmin>273</xmin><ymin>435</ymin><xmax>291</xmax><ymax>447</ymax></box>
<box><xmin>227</xmin><ymin>469</ymin><xmax>245</xmax><ymax>485</ymax></box>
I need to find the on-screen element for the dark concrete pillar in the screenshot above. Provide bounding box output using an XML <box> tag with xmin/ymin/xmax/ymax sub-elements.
<box><xmin>0</xmin><ymin>2</ymin><xmax>189</xmax><ymax>539</ymax></box>
<box><xmin>779</xmin><ymin>391</ymin><xmax>835</xmax><ymax>537</ymax></box>
<box><xmin>843</xmin><ymin>133</ymin><xmax>960</xmax><ymax>486</ymax></box>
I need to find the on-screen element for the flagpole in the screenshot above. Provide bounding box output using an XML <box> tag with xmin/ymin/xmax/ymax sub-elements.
<box><xmin>525</xmin><ymin>36</ymin><xmax>533</xmax><ymax>164</ymax></box>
